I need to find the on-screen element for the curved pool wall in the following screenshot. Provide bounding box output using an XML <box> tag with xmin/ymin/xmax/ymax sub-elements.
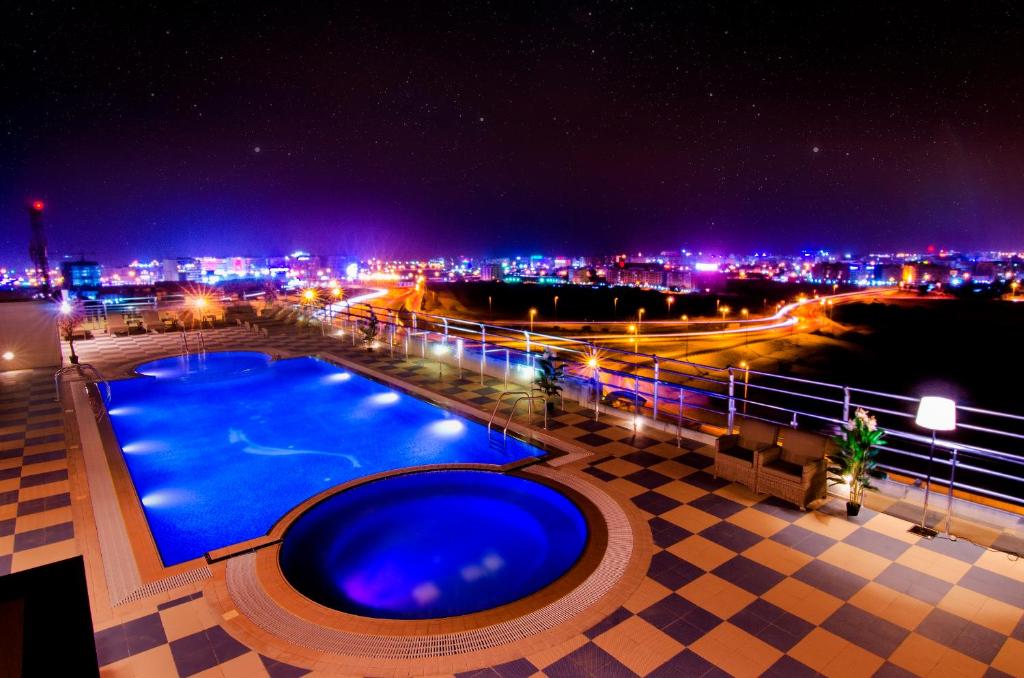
<box><xmin>106</xmin><ymin>352</ymin><xmax>544</xmax><ymax>566</ymax></box>
<box><xmin>279</xmin><ymin>470</ymin><xmax>588</xmax><ymax>620</ymax></box>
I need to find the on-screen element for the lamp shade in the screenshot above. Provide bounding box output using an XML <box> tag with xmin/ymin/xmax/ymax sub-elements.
<box><xmin>915</xmin><ymin>396</ymin><xmax>957</xmax><ymax>431</ymax></box>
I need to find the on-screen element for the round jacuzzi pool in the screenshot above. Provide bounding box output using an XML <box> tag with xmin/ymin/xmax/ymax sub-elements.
<box><xmin>136</xmin><ymin>350</ymin><xmax>272</xmax><ymax>380</ymax></box>
<box><xmin>278</xmin><ymin>470</ymin><xmax>589</xmax><ymax>620</ymax></box>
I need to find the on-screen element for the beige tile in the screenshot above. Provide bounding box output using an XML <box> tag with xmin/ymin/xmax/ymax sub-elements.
<box><xmin>991</xmin><ymin>637</ymin><xmax>1024</xmax><ymax>677</ymax></box>
<box><xmin>596</xmin><ymin>458</ymin><xmax>644</xmax><ymax>477</ymax></box>
<box><xmin>677</xmin><ymin>574</ymin><xmax>756</xmax><ymax>620</ymax></box>
<box><xmin>622</xmin><ymin>577</ymin><xmax>673</xmax><ymax>614</ymax></box>
<box><xmin>741</xmin><ymin>538</ymin><xmax>812</xmax><ymax>575</ymax></box>
<box><xmin>218</xmin><ymin>651</ymin><xmax>268</xmax><ymax>677</ymax></box>
<box><xmin>158</xmin><ymin>600</ymin><xmax>207</xmax><ymax>642</ymax></box>
<box><xmin>889</xmin><ymin>633</ymin><xmax>946</xmax><ymax>676</ymax></box>
<box><xmin>650</xmin><ymin>460</ymin><xmax>692</xmax><ymax>479</ymax></box>
<box><xmin>654</xmin><ymin>481</ymin><xmax>707</xmax><ymax>504</ymax></box>
<box><xmin>974</xmin><ymin>549</ymin><xmax>1024</xmax><ymax>583</ymax></box>
<box><xmin>689</xmin><ymin>622</ymin><xmax>782</xmax><ymax>678</ymax></box>
<box><xmin>128</xmin><ymin>645</ymin><xmax>177</xmax><ymax>678</ymax></box>
<box><xmin>668</xmin><ymin>534</ymin><xmax>736</xmax><ymax>571</ymax></box>
<box><xmin>712</xmin><ymin>483</ymin><xmax>762</xmax><ymax>506</ymax></box>
<box><xmin>99</xmin><ymin>658</ymin><xmax>135</xmax><ymax>677</ymax></box>
<box><xmin>524</xmin><ymin>633</ymin><xmax>588</xmax><ymax>669</ymax></box>
<box><xmin>593</xmin><ymin>616</ymin><xmax>683</xmax><ymax>676</ymax></box>
<box><xmin>762</xmin><ymin>577</ymin><xmax>843</xmax><ymax>625</ymax></box>
<box><xmin>789</xmin><ymin>627</ymin><xmax>850</xmax><ymax>673</ymax></box>
<box><xmin>895</xmin><ymin>545</ymin><xmax>972</xmax><ymax>584</ymax></box>
<box><xmin>927</xmin><ymin>647</ymin><xmax>987</xmax><ymax>678</ymax></box>
<box><xmin>973</xmin><ymin>594</ymin><xmax>1024</xmax><ymax>635</ymax></box>
<box><xmin>937</xmin><ymin>585</ymin><xmax>989</xmax><ymax>621</ymax></box>
<box><xmin>727</xmin><ymin>507</ymin><xmax>789</xmax><ymax>537</ymax></box>
<box><xmin>820</xmin><ymin>641</ymin><xmax>885</xmax><ymax>678</ymax></box>
<box><xmin>818</xmin><ymin>542</ymin><xmax>891</xmax><ymax>581</ymax></box>
<box><xmin>660</xmin><ymin>504</ymin><xmax>720</xmax><ymax>533</ymax></box>
<box><xmin>793</xmin><ymin>511</ymin><xmax>860</xmax><ymax>541</ymax></box>
<box><xmin>606</xmin><ymin>477</ymin><xmax>647</xmax><ymax>498</ymax></box>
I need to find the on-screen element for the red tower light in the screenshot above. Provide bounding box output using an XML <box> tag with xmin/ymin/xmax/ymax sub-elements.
<box><xmin>31</xmin><ymin>200</ymin><xmax>44</xmax><ymax>211</ymax></box>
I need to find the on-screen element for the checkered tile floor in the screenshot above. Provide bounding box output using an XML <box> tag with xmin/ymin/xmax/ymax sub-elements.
<box><xmin>0</xmin><ymin>326</ymin><xmax>1021</xmax><ymax>676</ymax></box>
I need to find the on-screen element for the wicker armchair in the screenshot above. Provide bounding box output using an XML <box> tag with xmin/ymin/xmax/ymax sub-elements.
<box><xmin>714</xmin><ymin>419</ymin><xmax>779</xmax><ymax>490</ymax></box>
<box><xmin>756</xmin><ymin>428</ymin><xmax>831</xmax><ymax>510</ymax></box>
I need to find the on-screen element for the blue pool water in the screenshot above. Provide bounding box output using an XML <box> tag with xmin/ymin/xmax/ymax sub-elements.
<box><xmin>279</xmin><ymin>470</ymin><xmax>588</xmax><ymax>619</ymax></box>
<box><xmin>107</xmin><ymin>352</ymin><xmax>543</xmax><ymax>565</ymax></box>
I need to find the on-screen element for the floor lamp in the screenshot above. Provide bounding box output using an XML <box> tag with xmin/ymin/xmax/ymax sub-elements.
<box><xmin>910</xmin><ymin>396</ymin><xmax>956</xmax><ymax>538</ymax></box>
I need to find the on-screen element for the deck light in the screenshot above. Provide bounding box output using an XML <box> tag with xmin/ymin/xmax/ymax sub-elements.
<box><xmin>586</xmin><ymin>356</ymin><xmax>599</xmax><ymax>369</ymax></box>
<box><xmin>911</xmin><ymin>396</ymin><xmax>957</xmax><ymax>538</ymax></box>
<box><xmin>2</xmin><ymin>351</ymin><xmax>13</xmax><ymax>361</ymax></box>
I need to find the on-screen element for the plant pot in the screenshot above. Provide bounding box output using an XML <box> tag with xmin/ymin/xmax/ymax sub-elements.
<box><xmin>546</xmin><ymin>401</ymin><xmax>555</xmax><ymax>415</ymax></box>
<box><xmin>846</xmin><ymin>501</ymin><xmax>861</xmax><ymax>517</ymax></box>
<box><xmin>69</xmin><ymin>354</ymin><xmax>79</xmax><ymax>365</ymax></box>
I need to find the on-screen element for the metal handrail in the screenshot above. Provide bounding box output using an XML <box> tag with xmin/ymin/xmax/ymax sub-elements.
<box><xmin>324</xmin><ymin>300</ymin><xmax>1024</xmax><ymax>510</ymax></box>
<box><xmin>503</xmin><ymin>395</ymin><xmax>547</xmax><ymax>435</ymax></box>
<box><xmin>487</xmin><ymin>391</ymin><xmax>531</xmax><ymax>430</ymax></box>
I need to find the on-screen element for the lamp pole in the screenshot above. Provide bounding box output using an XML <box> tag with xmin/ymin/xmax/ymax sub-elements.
<box><xmin>911</xmin><ymin>396</ymin><xmax>957</xmax><ymax>538</ymax></box>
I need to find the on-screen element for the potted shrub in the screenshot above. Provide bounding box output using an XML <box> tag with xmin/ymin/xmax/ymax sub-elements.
<box><xmin>533</xmin><ymin>350</ymin><xmax>564</xmax><ymax>414</ymax></box>
<box><xmin>56</xmin><ymin>300</ymin><xmax>84</xmax><ymax>365</ymax></box>
<box><xmin>828</xmin><ymin>408</ymin><xmax>887</xmax><ymax>516</ymax></box>
<box><xmin>360</xmin><ymin>310</ymin><xmax>380</xmax><ymax>351</ymax></box>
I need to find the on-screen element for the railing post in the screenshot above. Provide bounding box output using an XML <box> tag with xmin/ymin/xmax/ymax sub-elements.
<box><xmin>456</xmin><ymin>338</ymin><xmax>463</xmax><ymax>379</ymax></box>
<box><xmin>593</xmin><ymin>369</ymin><xmax>600</xmax><ymax>421</ymax></box>
<box><xmin>479</xmin><ymin>326</ymin><xmax>487</xmax><ymax>385</ymax></box>
<box><xmin>677</xmin><ymin>388</ymin><xmax>684</xmax><ymax>447</ymax></box>
<box><xmin>633</xmin><ymin>374</ymin><xmax>640</xmax><ymax>433</ymax></box>
<box><xmin>727</xmin><ymin>367</ymin><xmax>736</xmax><ymax>434</ymax></box>
<box><xmin>842</xmin><ymin>386</ymin><xmax>851</xmax><ymax>422</ymax></box>
<box><xmin>504</xmin><ymin>349</ymin><xmax>510</xmax><ymax>390</ymax></box>
<box><xmin>652</xmin><ymin>357</ymin><xmax>660</xmax><ymax>422</ymax></box>
<box><xmin>524</xmin><ymin>331</ymin><xmax>531</xmax><ymax>368</ymax></box>
<box><xmin>442</xmin><ymin>317</ymin><xmax>448</xmax><ymax>340</ymax></box>
<box><xmin>945</xmin><ymin>449</ymin><xmax>959</xmax><ymax>538</ymax></box>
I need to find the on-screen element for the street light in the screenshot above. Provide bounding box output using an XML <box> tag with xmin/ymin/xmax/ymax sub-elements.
<box><xmin>553</xmin><ymin>295</ymin><xmax>559</xmax><ymax>319</ymax></box>
<box><xmin>666</xmin><ymin>295</ymin><xmax>675</xmax><ymax>316</ymax></box>
<box><xmin>627</xmin><ymin>324</ymin><xmax>637</xmax><ymax>351</ymax></box>
<box><xmin>739</xmin><ymin>360</ymin><xmax>750</xmax><ymax>414</ymax></box>
<box><xmin>529</xmin><ymin>307</ymin><xmax>537</xmax><ymax>332</ymax></box>
<box><xmin>719</xmin><ymin>305</ymin><xmax>730</xmax><ymax>321</ymax></box>
<box><xmin>911</xmin><ymin>396</ymin><xmax>957</xmax><ymax>538</ymax></box>
<box><xmin>613</xmin><ymin>296</ymin><xmax>618</xmax><ymax>318</ymax></box>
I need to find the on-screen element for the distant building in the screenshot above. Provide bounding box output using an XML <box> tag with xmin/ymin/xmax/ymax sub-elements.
<box><xmin>664</xmin><ymin>269</ymin><xmax>692</xmax><ymax>291</ymax></box>
<box><xmin>60</xmin><ymin>260</ymin><xmax>101</xmax><ymax>289</ymax></box>
<box><xmin>609</xmin><ymin>263</ymin><xmax>664</xmax><ymax>287</ymax></box>
<box><xmin>479</xmin><ymin>263</ymin><xmax>504</xmax><ymax>281</ymax></box>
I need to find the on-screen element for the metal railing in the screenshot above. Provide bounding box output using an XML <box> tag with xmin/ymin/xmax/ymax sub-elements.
<box><xmin>313</xmin><ymin>300</ymin><xmax>1024</xmax><ymax>513</ymax></box>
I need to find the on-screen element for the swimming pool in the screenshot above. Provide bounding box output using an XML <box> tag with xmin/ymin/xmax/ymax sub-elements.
<box><xmin>279</xmin><ymin>470</ymin><xmax>588</xmax><ymax>619</ymax></box>
<box><xmin>107</xmin><ymin>351</ymin><xmax>543</xmax><ymax>566</ymax></box>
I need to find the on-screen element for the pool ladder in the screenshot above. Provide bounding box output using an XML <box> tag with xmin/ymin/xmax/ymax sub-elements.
<box><xmin>487</xmin><ymin>391</ymin><xmax>547</xmax><ymax>438</ymax></box>
<box><xmin>180</xmin><ymin>329</ymin><xmax>207</xmax><ymax>355</ymax></box>
<box><xmin>54</xmin><ymin>363</ymin><xmax>112</xmax><ymax>420</ymax></box>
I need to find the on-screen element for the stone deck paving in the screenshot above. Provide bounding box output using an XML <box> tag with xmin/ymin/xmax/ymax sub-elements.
<box><xmin>0</xmin><ymin>325</ymin><xmax>1021</xmax><ymax>677</ymax></box>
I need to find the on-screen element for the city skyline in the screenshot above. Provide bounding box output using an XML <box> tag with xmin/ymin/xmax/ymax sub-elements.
<box><xmin>4</xmin><ymin>3</ymin><xmax>1024</xmax><ymax>261</ymax></box>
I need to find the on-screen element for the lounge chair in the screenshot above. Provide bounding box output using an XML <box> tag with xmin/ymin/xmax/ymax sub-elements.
<box><xmin>141</xmin><ymin>310</ymin><xmax>168</xmax><ymax>333</ymax></box>
<box><xmin>106</xmin><ymin>313</ymin><xmax>131</xmax><ymax>336</ymax></box>
<box><xmin>756</xmin><ymin>428</ymin><xmax>830</xmax><ymax>510</ymax></box>
<box><xmin>714</xmin><ymin>418</ymin><xmax>779</xmax><ymax>490</ymax></box>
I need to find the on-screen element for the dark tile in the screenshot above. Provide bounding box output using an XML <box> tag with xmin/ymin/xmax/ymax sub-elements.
<box><xmin>491</xmin><ymin>658</ymin><xmax>538</xmax><ymax>678</ymax></box>
<box><xmin>713</xmin><ymin>556</ymin><xmax>786</xmax><ymax>595</ymax></box>
<box><xmin>622</xmin><ymin>450</ymin><xmax>666</xmax><ymax>467</ymax></box>
<box><xmin>683</xmin><ymin>470</ymin><xmax>730</xmax><ymax>492</ymax></box>
<box><xmin>0</xmin><ymin>448</ymin><xmax>22</xmax><ymax>461</ymax></box>
<box><xmin>20</xmin><ymin>468</ymin><xmax>68</xmax><ymax>487</ymax></box>
<box><xmin>23</xmin><ymin>432</ymin><xmax>64</xmax><ymax>446</ymax></box>
<box><xmin>170</xmin><ymin>629</ymin><xmax>219</xmax><ymax>677</ymax></box>
<box><xmin>123</xmin><ymin>612</ymin><xmax>168</xmax><ymax>655</ymax></box>
<box><xmin>763</xmin><ymin>655</ymin><xmax>818</xmax><ymax>678</ymax></box>
<box><xmin>632</xmin><ymin>490</ymin><xmax>681</xmax><ymax>515</ymax></box>
<box><xmin>674</xmin><ymin>451</ymin><xmax>714</xmax><ymax>468</ymax></box>
<box><xmin>649</xmin><ymin>555</ymin><xmax>704</xmax><ymax>589</ymax></box>
<box><xmin>205</xmin><ymin>625</ymin><xmax>249</xmax><ymax>664</ymax></box>
<box><xmin>823</xmin><ymin>604</ymin><xmax>908</xmax><ymax>658</ymax></box>
<box><xmin>915</xmin><ymin>533</ymin><xmax>984</xmax><ymax>564</ymax></box>
<box><xmin>584</xmin><ymin>606</ymin><xmax>633</xmax><ymax>638</ymax></box>
<box><xmin>157</xmin><ymin>591</ymin><xmax>202</xmax><ymax>611</ymax></box>
<box><xmin>875</xmin><ymin>563</ymin><xmax>952</xmax><ymax>606</ymax></box>
<box><xmin>582</xmin><ymin>466</ymin><xmax>616</xmax><ymax>482</ymax></box>
<box><xmin>638</xmin><ymin>594</ymin><xmax>698</xmax><ymax>629</ymax></box>
<box><xmin>793</xmin><ymin>560</ymin><xmax>868</xmax><ymax>600</ymax></box>
<box><xmin>690</xmin><ymin>493</ymin><xmax>746</xmax><ymax>519</ymax></box>
<box><xmin>844</xmin><ymin>527</ymin><xmax>912</xmax><ymax>560</ymax></box>
<box><xmin>0</xmin><ymin>554</ymin><xmax>10</xmax><ymax>576</ymax></box>
<box><xmin>916</xmin><ymin>608</ymin><xmax>1005</xmax><ymax>664</ymax></box>
<box><xmin>771</xmin><ymin>524</ymin><xmax>836</xmax><ymax>556</ymax></box>
<box><xmin>17</xmin><ymin>491</ymin><xmax>71</xmax><ymax>516</ymax></box>
<box><xmin>649</xmin><ymin>517</ymin><xmax>691</xmax><ymax>548</ymax></box>
<box><xmin>751</xmin><ymin>496</ymin><xmax>805</xmax><ymax>522</ymax></box>
<box><xmin>661</xmin><ymin>618</ymin><xmax>708</xmax><ymax>645</ymax></box>
<box><xmin>701</xmin><ymin>521</ymin><xmax>762</xmax><ymax>552</ymax></box>
<box><xmin>873</xmin><ymin>662</ymin><xmax>920</xmax><ymax>678</ymax></box>
<box><xmin>93</xmin><ymin>625</ymin><xmax>130</xmax><ymax>666</ymax></box>
<box><xmin>575</xmin><ymin>432</ymin><xmax>613</xmax><ymax>447</ymax></box>
<box><xmin>22</xmin><ymin>449</ymin><xmax>66</xmax><ymax>465</ymax></box>
<box><xmin>0</xmin><ymin>489</ymin><xmax>18</xmax><ymax>505</ymax></box>
<box><xmin>625</xmin><ymin>433</ymin><xmax>663</xmax><ymax>449</ymax></box>
<box><xmin>574</xmin><ymin>419</ymin><xmax>611</xmax><ymax>432</ymax></box>
<box><xmin>0</xmin><ymin>467</ymin><xmax>19</xmax><ymax>481</ymax></box>
<box><xmin>624</xmin><ymin>468</ymin><xmax>673</xmax><ymax>489</ymax></box>
<box><xmin>647</xmin><ymin>649</ymin><xmax>716</xmax><ymax>678</ymax></box>
<box><xmin>959</xmin><ymin>566</ymin><xmax>1024</xmax><ymax>608</ymax></box>
<box><xmin>545</xmin><ymin>643</ymin><xmax>634</xmax><ymax>678</ymax></box>
<box><xmin>0</xmin><ymin>517</ymin><xmax>14</xmax><ymax>537</ymax></box>
<box><xmin>13</xmin><ymin>526</ymin><xmax>46</xmax><ymax>551</ymax></box>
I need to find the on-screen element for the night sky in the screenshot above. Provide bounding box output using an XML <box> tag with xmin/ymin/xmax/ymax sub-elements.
<box><xmin>3</xmin><ymin>2</ymin><xmax>1023</xmax><ymax>262</ymax></box>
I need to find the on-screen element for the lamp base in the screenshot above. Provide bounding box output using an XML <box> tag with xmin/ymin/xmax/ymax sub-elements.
<box><xmin>908</xmin><ymin>524</ymin><xmax>938</xmax><ymax>539</ymax></box>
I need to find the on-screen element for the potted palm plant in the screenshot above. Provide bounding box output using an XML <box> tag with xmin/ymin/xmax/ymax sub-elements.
<box><xmin>533</xmin><ymin>351</ymin><xmax>564</xmax><ymax>414</ymax></box>
<box><xmin>360</xmin><ymin>310</ymin><xmax>380</xmax><ymax>351</ymax></box>
<box><xmin>828</xmin><ymin>408</ymin><xmax>887</xmax><ymax>516</ymax></box>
